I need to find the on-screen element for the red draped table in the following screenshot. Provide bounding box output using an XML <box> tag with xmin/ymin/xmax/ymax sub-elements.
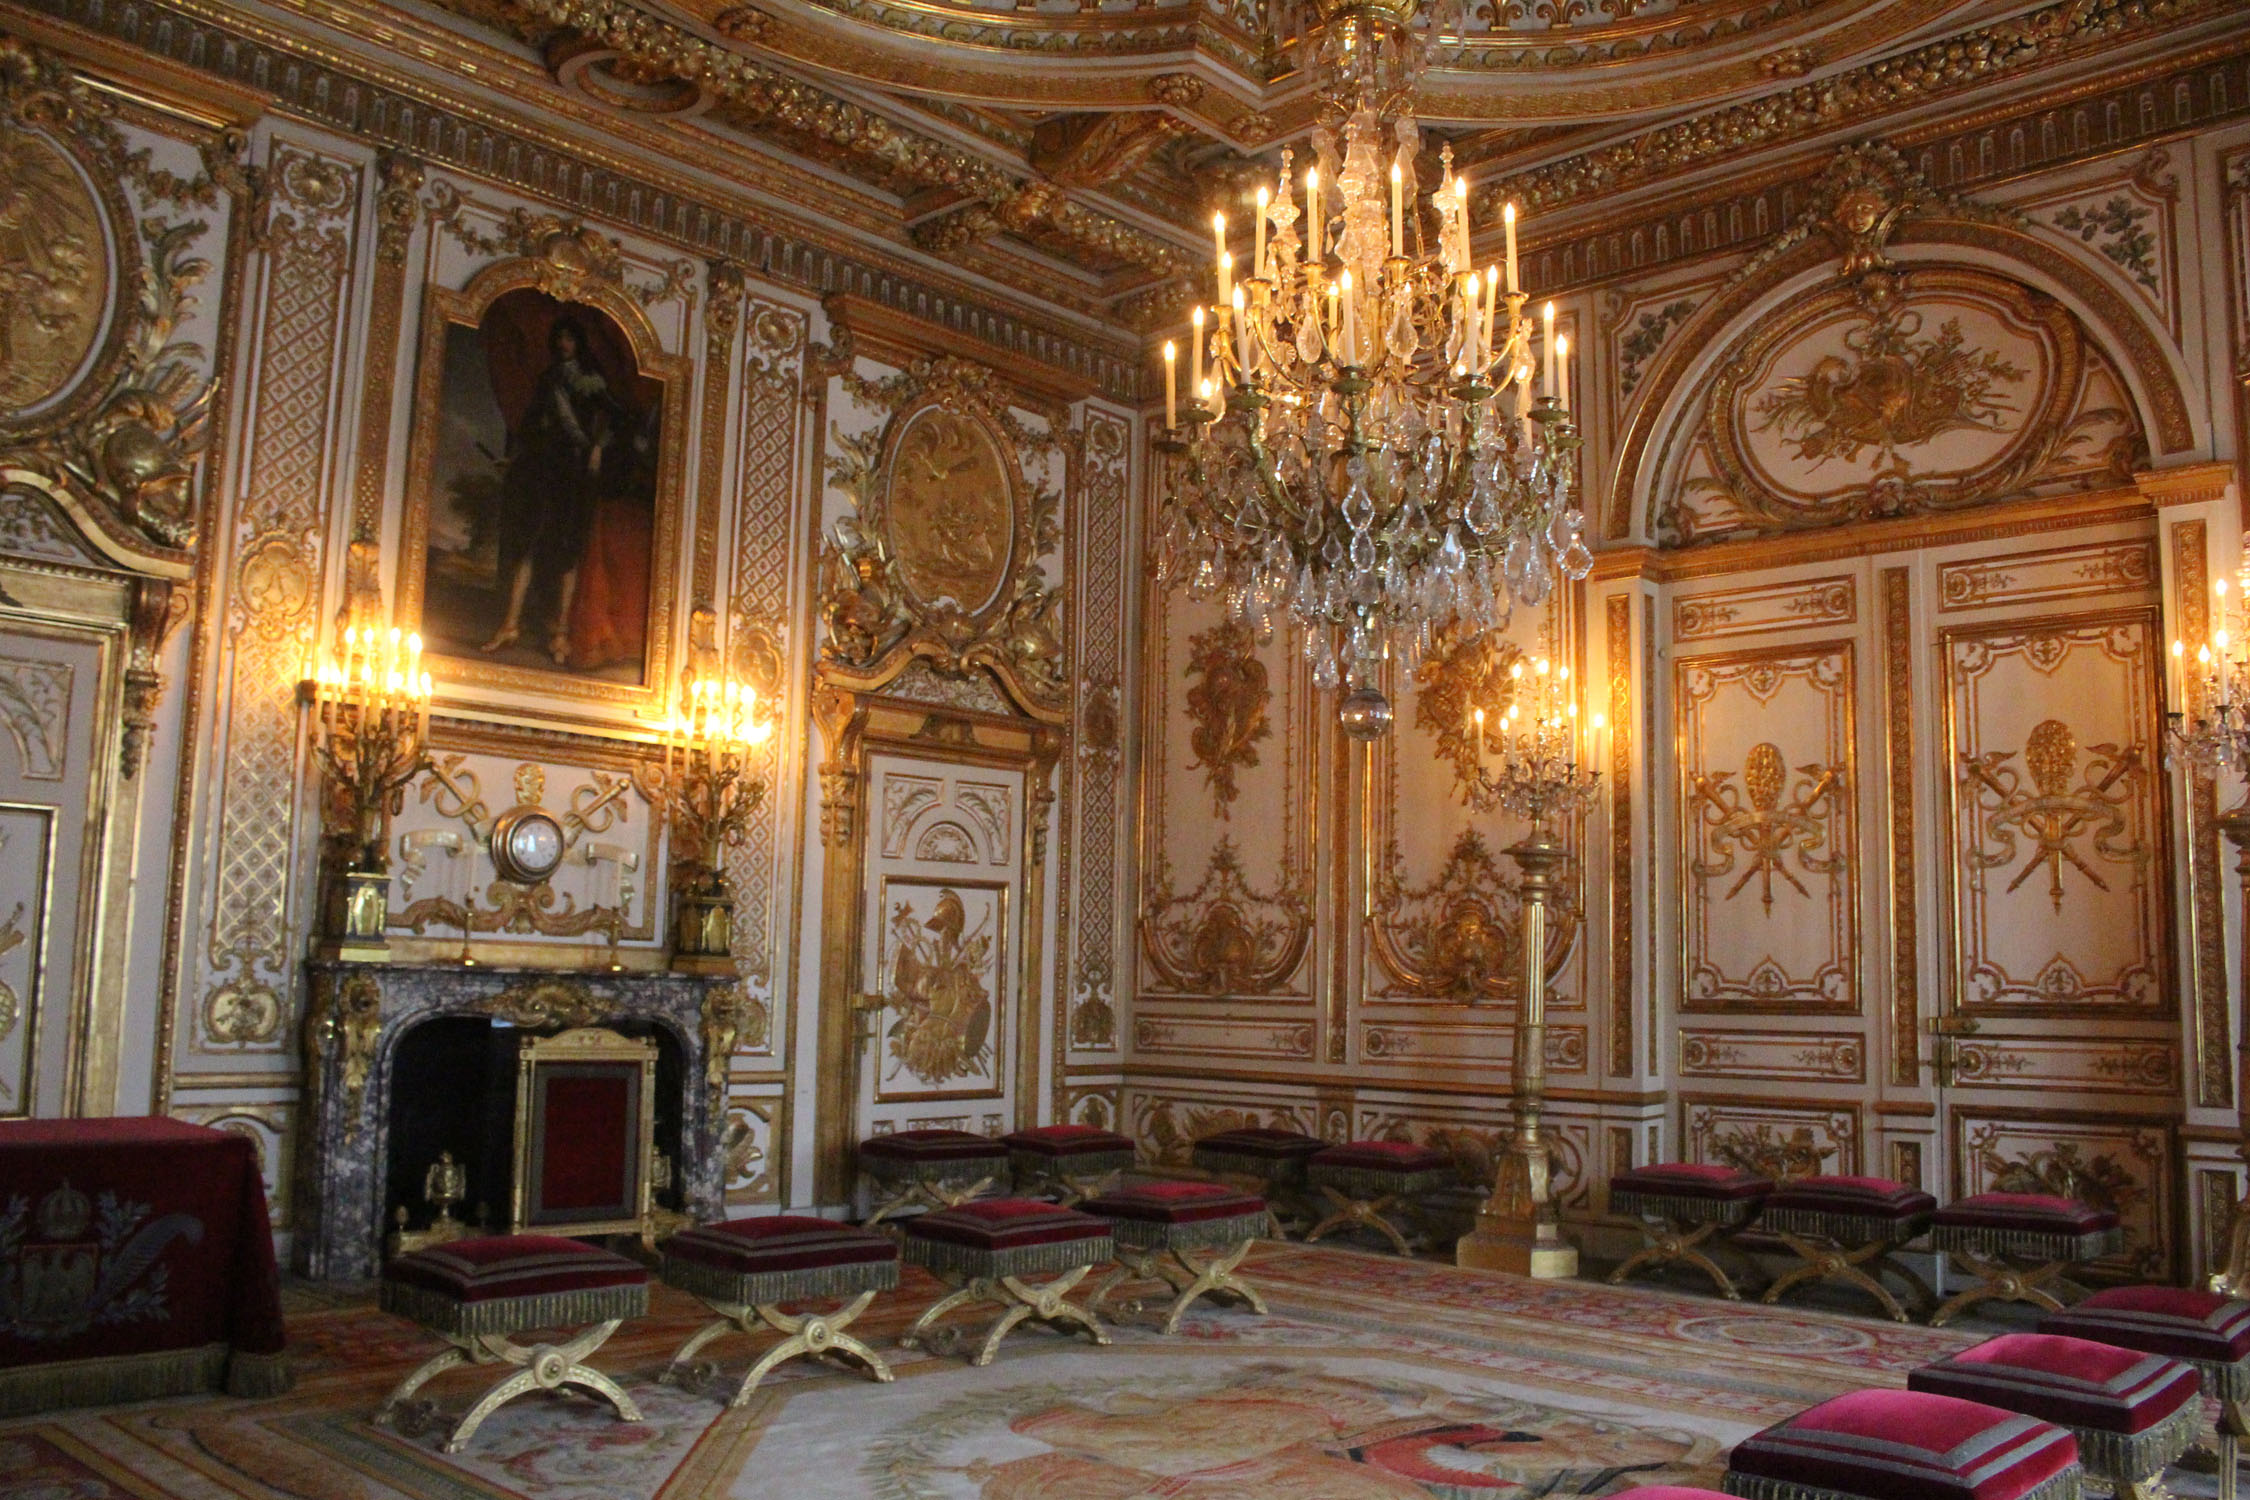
<box><xmin>0</xmin><ymin>1117</ymin><xmax>291</xmax><ymax>1413</ymax></box>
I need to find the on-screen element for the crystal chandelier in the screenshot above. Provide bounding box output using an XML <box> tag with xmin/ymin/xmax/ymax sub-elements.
<box><xmin>1150</xmin><ymin>0</ymin><xmax>1591</xmax><ymax>737</ymax></box>
<box><xmin>2169</xmin><ymin>540</ymin><xmax>2250</xmax><ymax>774</ymax></box>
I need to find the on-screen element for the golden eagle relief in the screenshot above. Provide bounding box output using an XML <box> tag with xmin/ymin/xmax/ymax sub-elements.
<box><xmin>1752</xmin><ymin>310</ymin><xmax>2025</xmax><ymax>475</ymax></box>
<box><xmin>883</xmin><ymin>886</ymin><xmax>997</xmax><ymax>1087</ymax></box>
<box><xmin>1183</xmin><ymin>620</ymin><xmax>1270</xmax><ymax>816</ymax></box>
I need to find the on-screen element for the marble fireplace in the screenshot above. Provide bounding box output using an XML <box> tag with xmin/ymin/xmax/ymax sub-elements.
<box><xmin>293</xmin><ymin>962</ymin><xmax>742</xmax><ymax>1281</ymax></box>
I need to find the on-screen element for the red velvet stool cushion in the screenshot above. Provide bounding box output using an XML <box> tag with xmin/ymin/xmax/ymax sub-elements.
<box><xmin>663</xmin><ymin>1216</ymin><xmax>899</xmax><ymax>1307</ymax></box>
<box><xmin>667</xmin><ymin>1216</ymin><xmax>898</xmax><ymax>1277</ymax></box>
<box><xmin>385</xmin><ymin>1234</ymin><xmax>646</xmax><ymax>1303</ymax></box>
<box><xmin>859</xmin><ymin>1129</ymin><xmax>1009</xmax><ymax>1166</ymax></box>
<box><xmin>1084</xmin><ymin>1181</ymin><xmax>1266</xmax><ymax>1225</ymax></box>
<box><xmin>1764</xmin><ymin>1175</ymin><xmax>1937</xmax><ymax>1243</ymax></box>
<box><xmin>1909</xmin><ymin>1332</ymin><xmax>2199</xmax><ymax>1437</ymax></box>
<box><xmin>1725</xmin><ymin>1388</ymin><xmax>2080</xmax><ymax>1500</ymax></box>
<box><xmin>381</xmin><ymin>1234</ymin><xmax>648</xmax><ymax>1338</ymax></box>
<box><xmin>1002</xmin><ymin>1125</ymin><xmax>1135</xmax><ymax>1159</ymax></box>
<box><xmin>901</xmin><ymin>1197</ymin><xmax>1114</xmax><ymax>1281</ymax></box>
<box><xmin>1193</xmin><ymin>1128</ymin><xmax>1324</xmax><ymax>1162</ymax></box>
<box><xmin>1310</xmin><ymin>1141</ymin><xmax>1451</xmax><ymax>1174</ymax></box>
<box><xmin>1612</xmin><ymin>1162</ymin><xmax>1776</xmax><ymax>1202</ymax></box>
<box><xmin>1933</xmin><ymin>1194</ymin><xmax>2117</xmax><ymax>1236</ymax></box>
<box><xmin>903</xmin><ymin>1198</ymin><xmax>1111</xmax><ymax>1253</ymax></box>
<box><xmin>2040</xmin><ymin>1285</ymin><xmax>2250</xmax><ymax>1377</ymax></box>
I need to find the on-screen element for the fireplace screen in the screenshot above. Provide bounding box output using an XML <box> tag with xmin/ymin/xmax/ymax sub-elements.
<box><xmin>511</xmin><ymin>1027</ymin><xmax>657</xmax><ymax>1239</ymax></box>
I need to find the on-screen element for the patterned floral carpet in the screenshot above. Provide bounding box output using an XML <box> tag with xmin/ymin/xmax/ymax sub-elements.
<box><xmin>0</xmin><ymin>1242</ymin><xmax>2072</xmax><ymax>1499</ymax></box>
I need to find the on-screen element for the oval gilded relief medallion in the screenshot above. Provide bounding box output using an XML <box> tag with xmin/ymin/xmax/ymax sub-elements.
<box><xmin>0</xmin><ymin>126</ymin><xmax>112</xmax><ymax>416</ymax></box>
<box><xmin>883</xmin><ymin>407</ymin><xmax>1014</xmax><ymax>615</ymax></box>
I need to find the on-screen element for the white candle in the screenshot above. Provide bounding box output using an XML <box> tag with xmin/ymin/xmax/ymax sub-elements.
<box><xmin>1232</xmin><ymin>284</ymin><xmax>1250</xmax><ymax>374</ymax></box>
<box><xmin>1255</xmin><ymin>186</ymin><xmax>1269</xmax><ymax>278</ymax></box>
<box><xmin>1341</xmin><ymin>269</ymin><xmax>1357</xmax><ymax>366</ymax></box>
<box><xmin>1542</xmin><ymin>300</ymin><xmax>1556</xmax><ymax>398</ymax></box>
<box><xmin>1481</xmin><ymin>265</ymin><xmax>1499</xmax><ymax>368</ymax></box>
<box><xmin>1212</xmin><ymin>210</ymin><xmax>1226</xmax><ymax>271</ymax></box>
<box><xmin>1389</xmin><ymin>163</ymin><xmax>1403</xmax><ymax>258</ymax></box>
<box><xmin>1163</xmin><ymin>340</ymin><xmax>1177</xmax><ymax>429</ymax></box>
<box><xmin>1516</xmin><ymin>359</ymin><xmax>1531</xmax><ymax>439</ymax></box>
<box><xmin>1305</xmin><ymin>168</ymin><xmax>1321</xmax><ymax>263</ymax></box>
<box><xmin>1454</xmin><ymin>175</ymin><xmax>1470</xmax><ymax>265</ymax></box>
<box><xmin>1191</xmin><ymin>305</ymin><xmax>1205</xmax><ymax>404</ymax></box>
<box><xmin>1219</xmin><ymin>250</ymin><xmax>1234</xmax><ymax>314</ymax></box>
<box><xmin>1503</xmin><ymin>201</ymin><xmax>1519</xmax><ymax>293</ymax></box>
<box><xmin>1460</xmin><ymin>275</ymin><xmax>1480</xmax><ymax>369</ymax></box>
<box><xmin>1556</xmin><ymin>333</ymin><xmax>1569</xmax><ymax>413</ymax></box>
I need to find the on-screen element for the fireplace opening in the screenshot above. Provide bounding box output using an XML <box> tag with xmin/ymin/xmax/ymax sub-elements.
<box><xmin>385</xmin><ymin>1016</ymin><xmax>690</xmax><ymax>1241</ymax></box>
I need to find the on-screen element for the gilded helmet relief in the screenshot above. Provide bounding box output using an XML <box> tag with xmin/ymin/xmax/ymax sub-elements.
<box><xmin>880</xmin><ymin>883</ymin><xmax>1001</xmax><ymax>1091</ymax></box>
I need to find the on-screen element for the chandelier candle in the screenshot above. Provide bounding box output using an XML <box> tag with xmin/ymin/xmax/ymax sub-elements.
<box><xmin>1152</xmin><ymin>0</ymin><xmax>1592</xmax><ymax>733</ymax></box>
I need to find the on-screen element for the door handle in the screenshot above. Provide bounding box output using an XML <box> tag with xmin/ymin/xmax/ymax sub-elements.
<box><xmin>851</xmin><ymin>992</ymin><xmax>886</xmax><ymax>1061</ymax></box>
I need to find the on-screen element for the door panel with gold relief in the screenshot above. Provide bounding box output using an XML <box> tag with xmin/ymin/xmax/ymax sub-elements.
<box><xmin>1929</xmin><ymin>540</ymin><xmax>2178</xmax><ymax>1281</ymax></box>
<box><xmin>856</xmin><ymin>751</ymin><xmax>1026</xmax><ymax>1143</ymax></box>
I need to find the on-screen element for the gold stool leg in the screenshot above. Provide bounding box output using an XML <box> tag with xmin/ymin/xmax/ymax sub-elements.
<box><xmin>440</xmin><ymin>1320</ymin><xmax>637</xmax><ymax>1455</ymax></box>
<box><xmin>899</xmin><ymin>1277</ymin><xmax>991</xmax><ymax>1350</ymax></box>
<box><xmin>975</xmin><ymin>1266</ymin><xmax>1108</xmax><ymax>1367</ymax></box>
<box><xmin>375</xmin><ymin>1342</ymin><xmax>470</xmax><ymax>1425</ymax></box>
<box><xmin>1157</xmin><ymin>1240</ymin><xmax>1264</xmax><ymax>1335</ymax></box>
<box><xmin>731</xmin><ymin>1290</ymin><xmax>890</xmax><ymax>1405</ymax></box>
<box><xmin>1609</xmin><ymin>1219</ymin><xmax>1744</xmax><ymax>1300</ymax></box>
<box><xmin>1929</xmin><ymin>1250</ymin><xmax>2072</xmax><ymax>1327</ymax></box>
<box><xmin>1305</xmin><ymin>1187</ymin><xmax>1413</xmax><ymax>1255</ymax></box>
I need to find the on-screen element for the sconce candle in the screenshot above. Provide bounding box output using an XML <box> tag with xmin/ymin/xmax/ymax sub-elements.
<box><xmin>301</xmin><ymin>619</ymin><xmax>436</xmax><ymax>955</ymax></box>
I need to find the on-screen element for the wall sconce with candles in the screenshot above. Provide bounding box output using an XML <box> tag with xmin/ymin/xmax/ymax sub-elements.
<box><xmin>1455</xmin><ymin>647</ymin><xmax>1602</xmax><ymax>1281</ymax></box>
<box><xmin>653</xmin><ymin>657</ymin><xmax>773</xmax><ymax>971</ymax></box>
<box><xmin>301</xmin><ymin>622</ymin><xmax>435</xmax><ymax>959</ymax></box>
<box><xmin>2167</xmin><ymin>543</ymin><xmax>2250</xmax><ymax>1296</ymax></box>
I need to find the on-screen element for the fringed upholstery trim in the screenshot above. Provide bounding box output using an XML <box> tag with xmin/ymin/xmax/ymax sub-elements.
<box><xmin>1723</xmin><ymin>1468</ymin><xmax>2081</xmax><ymax>1500</ymax></box>
<box><xmin>2068</xmin><ymin>1395</ymin><xmax>2203</xmax><ymax>1479</ymax></box>
<box><xmin>223</xmin><ymin>1349</ymin><xmax>295</xmax><ymax>1399</ymax></box>
<box><xmin>905</xmin><ymin>1234</ymin><xmax>1112</xmax><ymax>1282</ymax></box>
<box><xmin>1931</xmin><ymin>1223</ymin><xmax>2123</xmax><ymax>1261</ymax></box>
<box><xmin>1010</xmin><ymin>1148</ymin><xmax>1135</xmax><ymax>1176</ymax></box>
<box><xmin>2191</xmin><ymin>1355</ymin><xmax>2250</xmax><ymax>1402</ymax></box>
<box><xmin>862</xmin><ymin>1157</ymin><xmax>1001</xmax><ymax>1186</ymax></box>
<box><xmin>1307</xmin><ymin>1165</ymin><xmax>1454</xmax><ymax>1199</ymax></box>
<box><xmin>0</xmin><ymin>1343</ymin><xmax>229</xmax><ymax>1417</ymax></box>
<box><xmin>1108</xmin><ymin>1213</ymin><xmax>1267</xmax><ymax>1253</ymax></box>
<box><xmin>1762</xmin><ymin>1205</ymin><xmax>1930</xmax><ymax>1244</ymax></box>
<box><xmin>1192</xmin><ymin>1150</ymin><xmax>1311</xmax><ymax>1181</ymax></box>
<box><xmin>379</xmin><ymin>1280</ymin><xmax>649</xmax><ymax>1338</ymax></box>
<box><xmin>1612</xmin><ymin>1189</ymin><xmax>1764</xmax><ymax>1227</ymax></box>
<box><xmin>666</xmin><ymin>1256</ymin><xmax>899</xmax><ymax>1309</ymax></box>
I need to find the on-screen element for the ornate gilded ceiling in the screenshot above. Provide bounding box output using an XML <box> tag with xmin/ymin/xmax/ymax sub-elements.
<box><xmin>400</xmin><ymin>0</ymin><xmax>2237</xmax><ymax>321</ymax></box>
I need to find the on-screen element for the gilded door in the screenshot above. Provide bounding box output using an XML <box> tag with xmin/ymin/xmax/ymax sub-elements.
<box><xmin>855</xmin><ymin>751</ymin><xmax>1027</xmax><ymax>1143</ymax></box>
<box><xmin>1925</xmin><ymin>527</ymin><xmax>2181</xmax><ymax>1282</ymax></box>
<box><xmin>0</xmin><ymin>620</ymin><xmax>122</xmax><ymax>1117</ymax></box>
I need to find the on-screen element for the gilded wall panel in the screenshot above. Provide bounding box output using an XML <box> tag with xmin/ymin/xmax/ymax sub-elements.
<box><xmin>1132</xmin><ymin>1012</ymin><xmax>1315</xmax><ymax>1063</ymax></box>
<box><xmin>1366</xmin><ymin>600</ymin><xmax>1584</xmax><ymax>1020</ymax></box>
<box><xmin>1684</xmin><ymin>1095</ymin><xmax>1863</xmax><ymax>1176</ymax></box>
<box><xmin>1673</xmin><ymin>576</ymin><xmax>1855</xmax><ymax>642</ymax></box>
<box><xmin>2014</xmin><ymin>149</ymin><xmax>2182</xmax><ymax>338</ymax></box>
<box><xmin>1358</xmin><ymin>1101</ymin><xmax>1593</xmax><ymax>1211</ymax></box>
<box><xmin>1951</xmin><ymin>1108</ymin><xmax>2175</xmax><ymax>1280</ymax></box>
<box><xmin>1948</xmin><ymin>1035</ymin><xmax>2177</xmax><ymax>1095</ymax></box>
<box><xmin>1137</xmin><ymin>588</ymin><xmax>1314</xmax><ymax>1001</ymax></box>
<box><xmin>1941</xmin><ymin>611</ymin><xmax>2167</xmax><ymax>1013</ymax></box>
<box><xmin>722</xmin><ymin>293</ymin><xmax>809</xmax><ymax>1061</ymax></box>
<box><xmin>0</xmin><ymin>806</ymin><xmax>54</xmax><ymax>1116</ymax></box>
<box><xmin>1124</xmin><ymin>1087</ymin><xmax>1320</xmax><ymax>1167</ymax></box>
<box><xmin>1679</xmin><ymin>1028</ymin><xmax>1866</xmax><ymax>1083</ymax></box>
<box><xmin>1677</xmin><ymin>642</ymin><xmax>1858</xmax><ymax>1012</ymax></box>
<box><xmin>1064</xmin><ymin>407</ymin><xmax>1131</xmax><ymax>1057</ymax></box>
<box><xmin>1360</xmin><ymin>1022</ymin><xmax>1586</xmax><ymax>1071</ymax></box>
<box><xmin>171</xmin><ymin>1104</ymin><xmax>293</xmax><ymax>1229</ymax></box>
<box><xmin>1935</xmin><ymin>538</ymin><xmax>2157</xmax><ymax>613</ymax></box>
<box><xmin>720</xmin><ymin>1084</ymin><xmax>783</xmax><ymax>1206</ymax></box>
<box><xmin>194</xmin><ymin>140</ymin><xmax>362</xmax><ymax>1059</ymax></box>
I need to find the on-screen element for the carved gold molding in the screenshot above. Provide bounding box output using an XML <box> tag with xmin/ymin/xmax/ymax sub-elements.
<box><xmin>1881</xmin><ymin>567</ymin><xmax>1920</xmax><ymax>1087</ymax></box>
<box><xmin>1606</xmin><ymin>592</ymin><xmax>1635</xmax><ymax>1078</ymax></box>
<box><xmin>2172</xmin><ymin>519</ymin><xmax>2232</xmax><ymax>1111</ymax></box>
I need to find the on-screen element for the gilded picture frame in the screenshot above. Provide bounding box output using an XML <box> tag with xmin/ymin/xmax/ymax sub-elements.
<box><xmin>398</xmin><ymin>258</ymin><xmax>691</xmax><ymax>716</ymax></box>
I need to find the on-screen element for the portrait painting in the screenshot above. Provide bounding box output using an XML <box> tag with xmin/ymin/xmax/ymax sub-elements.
<box><xmin>404</xmin><ymin>273</ymin><xmax>687</xmax><ymax>701</ymax></box>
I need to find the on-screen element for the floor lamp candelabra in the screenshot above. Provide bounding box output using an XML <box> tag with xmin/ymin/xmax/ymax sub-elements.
<box><xmin>2167</xmin><ymin>550</ymin><xmax>2250</xmax><ymax>1293</ymax></box>
<box><xmin>1455</xmin><ymin>653</ymin><xmax>1601</xmax><ymax>1278</ymax></box>
<box><xmin>301</xmin><ymin>623</ymin><xmax>435</xmax><ymax>960</ymax></box>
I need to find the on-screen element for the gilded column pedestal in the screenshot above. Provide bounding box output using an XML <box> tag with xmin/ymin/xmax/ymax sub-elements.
<box><xmin>1458</xmin><ymin>831</ymin><xmax>1579</xmax><ymax>1279</ymax></box>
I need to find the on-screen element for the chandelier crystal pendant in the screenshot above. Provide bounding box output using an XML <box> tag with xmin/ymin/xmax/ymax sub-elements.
<box><xmin>1151</xmin><ymin>0</ymin><xmax>1591</xmax><ymax>738</ymax></box>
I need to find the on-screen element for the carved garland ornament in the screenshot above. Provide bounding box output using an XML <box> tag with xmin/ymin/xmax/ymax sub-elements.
<box><xmin>1181</xmin><ymin>619</ymin><xmax>1270</xmax><ymax>817</ymax></box>
<box><xmin>1140</xmin><ymin>838</ymin><xmax>1311</xmax><ymax>996</ymax></box>
<box><xmin>0</xmin><ymin>41</ymin><xmax>239</xmax><ymax>574</ymax></box>
<box><xmin>1369</xmin><ymin>829</ymin><xmax>1578</xmax><ymax>1003</ymax></box>
<box><xmin>819</xmin><ymin>356</ymin><xmax>1067</xmax><ymax>720</ymax></box>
